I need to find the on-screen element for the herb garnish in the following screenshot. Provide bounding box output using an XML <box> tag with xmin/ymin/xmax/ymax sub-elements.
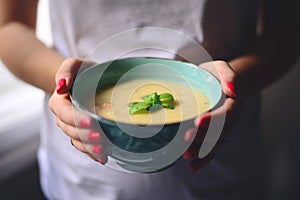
<box><xmin>129</xmin><ymin>92</ymin><xmax>175</xmax><ymax>114</ymax></box>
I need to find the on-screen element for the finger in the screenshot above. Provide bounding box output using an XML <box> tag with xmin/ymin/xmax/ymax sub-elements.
<box><xmin>71</xmin><ymin>139</ymin><xmax>108</xmax><ymax>164</ymax></box>
<box><xmin>86</xmin><ymin>153</ymin><xmax>108</xmax><ymax>164</ymax></box>
<box><xmin>183</xmin><ymin>109</ymin><xmax>213</xmax><ymax>160</ymax></box>
<box><xmin>183</xmin><ymin>128</ymin><xmax>207</xmax><ymax>160</ymax></box>
<box><xmin>214</xmin><ymin>60</ymin><xmax>237</xmax><ymax>98</ymax></box>
<box><xmin>49</xmin><ymin>93</ymin><xmax>92</xmax><ymax>128</ymax></box>
<box><xmin>195</xmin><ymin>98</ymin><xmax>240</xmax><ymax>143</ymax></box>
<box><xmin>183</xmin><ymin>128</ymin><xmax>197</xmax><ymax>142</ymax></box>
<box><xmin>199</xmin><ymin>61</ymin><xmax>236</xmax><ymax>98</ymax></box>
<box><xmin>194</xmin><ymin>97</ymin><xmax>238</xmax><ymax>130</ymax></box>
<box><xmin>188</xmin><ymin>149</ymin><xmax>216</xmax><ymax>173</ymax></box>
<box><xmin>185</xmin><ymin>98</ymin><xmax>239</xmax><ymax>160</ymax></box>
<box><xmin>183</xmin><ymin>127</ymin><xmax>207</xmax><ymax>160</ymax></box>
<box><xmin>56</xmin><ymin>117</ymin><xmax>101</xmax><ymax>143</ymax></box>
<box><xmin>55</xmin><ymin>58</ymin><xmax>83</xmax><ymax>94</ymax></box>
<box><xmin>188</xmin><ymin>136</ymin><xmax>224</xmax><ymax>173</ymax></box>
<box><xmin>87</xmin><ymin>153</ymin><xmax>99</xmax><ymax>162</ymax></box>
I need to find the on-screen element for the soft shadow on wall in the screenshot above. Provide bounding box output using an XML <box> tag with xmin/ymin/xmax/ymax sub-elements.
<box><xmin>261</xmin><ymin>58</ymin><xmax>300</xmax><ymax>200</ymax></box>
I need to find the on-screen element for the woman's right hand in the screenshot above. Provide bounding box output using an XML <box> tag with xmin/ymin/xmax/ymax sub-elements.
<box><xmin>48</xmin><ymin>58</ymin><xmax>108</xmax><ymax>164</ymax></box>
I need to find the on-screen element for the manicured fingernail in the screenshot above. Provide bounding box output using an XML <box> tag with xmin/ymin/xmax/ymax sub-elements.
<box><xmin>92</xmin><ymin>145</ymin><xmax>102</xmax><ymax>154</ymax></box>
<box><xmin>195</xmin><ymin>116</ymin><xmax>210</xmax><ymax>128</ymax></box>
<box><xmin>183</xmin><ymin>151</ymin><xmax>193</xmax><ymax>160</ymax></box>
<box><xmin>56</xmin><ymin>78</ymin><xmax>66</xmax><ymax>92</ymax></box>
<box><xmin>227</xmin><ymin>82</ymin><xmax>236</xmax><ymax>97</ymax></box>
<box><xmin>80</xmin><ymin>120</ymin><xmax>90</xmax><ymax>128</ymax></box>
<box><xmin>88</xmin><ymin>132</ymin><xmax>100</xmax><ymax>141</ymax></box>
<box><xmin>184</xmin><ymin>129</ymin><xmax>196</xmax><ymax>142</ymax></box>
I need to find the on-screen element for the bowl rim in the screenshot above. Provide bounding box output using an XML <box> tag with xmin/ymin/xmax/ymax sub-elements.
<box><xmin>70</xmin><ymin>57</ymin><xmax>223</xmax><ymax>127</ymax></box>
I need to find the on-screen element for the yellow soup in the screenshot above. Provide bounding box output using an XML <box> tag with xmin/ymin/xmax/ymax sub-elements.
<box><xmin>95</xmin><ymin>79</ymin><xmax>210</xmax><ymax>125</ymax></box>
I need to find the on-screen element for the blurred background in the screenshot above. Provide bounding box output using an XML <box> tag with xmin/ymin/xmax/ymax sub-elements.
<box><xmin>0</xmin><ymin>0</ymin><xmax>299</xmax><ymax>199</ymax></box>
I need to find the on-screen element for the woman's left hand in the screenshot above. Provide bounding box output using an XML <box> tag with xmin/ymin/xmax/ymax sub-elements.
<box><xmin>182</xmin><ymin>60</ymin><xmax>242</xmax><ymax>173</ymax></box>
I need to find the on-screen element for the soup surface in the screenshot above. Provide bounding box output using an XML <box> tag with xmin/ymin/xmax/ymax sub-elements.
<box><xmin>95</xmin><ymin>79</ymin><xmax>210</xmax><ymax>125</ymax></box>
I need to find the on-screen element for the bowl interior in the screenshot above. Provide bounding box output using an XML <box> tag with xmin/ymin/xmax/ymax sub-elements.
<box><xmin>72</xmin><ymin>57</ymin><xmax>222</xmax><ymax>119</ymax></box>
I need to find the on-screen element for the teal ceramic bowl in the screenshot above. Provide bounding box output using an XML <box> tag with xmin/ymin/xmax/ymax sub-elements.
<box><xmin>71</xmin><ymin>57</ymin><xmax>222</xmax><ymax>173</ymax></box>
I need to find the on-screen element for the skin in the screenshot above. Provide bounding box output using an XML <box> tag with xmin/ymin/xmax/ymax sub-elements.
<box><xmin>0</xmin><ymin>0</ymin><xmax>299</xmax><ymax>172</ymax></box>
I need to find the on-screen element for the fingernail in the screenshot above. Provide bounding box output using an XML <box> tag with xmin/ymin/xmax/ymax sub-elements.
<box><xmin>92</xmin><ymin>145</ymin><xmax>102</xmax><ymax>154</ymax></box>
<box><xmin>183</xmin><ymin>151</ymin><xmax>193</xmax><ymax>160</ymax></box>
<box><xmin>184</xmin><ymin>129</ymin><xmax>196</xmax><ymax>142</ymax></box>
<box><xmin>88</xmin><ymin>131</ymin><xmax>100</xmax><ymax>141</ymax></box>
<box><xmin>227</xmin><ymin>82</ymin><xmax>236</xmax><ymax>97</ymax></box>
<box><xmin>56</xmin><ymin>78</ymin><xmax>66</xmax><ymax>92</ymax></box>
<box><xmin>80</xmin><ymin>120</ymin><xmax>90</xmax><ymax>128</ymax></box>
<box><xmin>195</xmin><ymin>116</ymin><xmax>210</xmax><ymax>128</ymax></box>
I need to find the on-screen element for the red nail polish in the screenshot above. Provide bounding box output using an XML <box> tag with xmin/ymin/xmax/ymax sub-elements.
<box><xmin>88</xmin><ymin>132</ymin><xmax>100</xmax><ymax>141</ymax></box>
<box><xmin>227</xmin><ymin>82</ymin><xmax>236</xmax><ymax>97</ymax></box>
<box><xmin>184</xmin><ymin>129</ymin><xmax>196</xmax><ymax>142</ymax></box>
<box><xmin>56</xmin><ymin>78</ymin><xmax>66</xmax><ymax>92</ymax></box>
<box><xmin>184</xmin><ymin>132</ymin><xmax>192</xmax><ymax>142</ymax></box>
<box><xmin>80</xmin><ymin>120</ymin><xmax>90</xmax><ymax>128</ymax></box>
<box><xmin>92</xmin><ymin>145</ymin><xmax>102</xmax><ymax>154</ymax></box>
<box><xmin>197</xmin><ymin>116</ymin><xmax>210</xmax><ymax>128</ymax></box>
<box><xmin>183</xmin><ymin>151</ymin><xmax>193</xmax><ymax>160</ymax></box>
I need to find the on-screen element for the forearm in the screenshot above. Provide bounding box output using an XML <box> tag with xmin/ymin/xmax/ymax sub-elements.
<box><xmin>0</xmin><ymin>21</ymin><xmax>64</xmax><ymax>93</ymax></box>
<box><xmin>228</xmin><ymin>0</ymin><xmax>300</xmax><ymax>97</ymax></box>
<box><xmin>228</xmin><ymin>28</ymin><xmax>300</xmax><ymax>96</ymax></box>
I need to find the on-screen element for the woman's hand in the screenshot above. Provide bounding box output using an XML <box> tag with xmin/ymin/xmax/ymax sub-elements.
<box><xmin>183</xmin><ymin>60</ymin><xmax>242</xmax><ymax>172</ymax></box>
<box><xmin>48</xmin><ymin>58</ymin><xmax>108</xmax><ymax>164</ymax></box>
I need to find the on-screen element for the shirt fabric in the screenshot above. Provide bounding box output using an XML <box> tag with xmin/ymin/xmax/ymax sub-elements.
<box><xmin>38</xmin><ymin>0</ymin><xmax>264</xmax><ymax>199</ymax></box>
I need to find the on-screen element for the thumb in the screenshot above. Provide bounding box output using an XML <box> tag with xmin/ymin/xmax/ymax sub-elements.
<box><xmin>55</xmin><ymin>58</ymin><xmax>83</xmax><ymax>94</ymax></box>
<box><xmin>214</xmin><ymin>60</ymin><xmax>237</xmax><ymax>98</ymax></box>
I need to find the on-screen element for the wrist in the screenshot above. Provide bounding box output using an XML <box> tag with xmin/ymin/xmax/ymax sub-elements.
<box><xmin>228</xmin><ymin>56</ymin><xmax>262</xmax><ymax>97</ymax></box>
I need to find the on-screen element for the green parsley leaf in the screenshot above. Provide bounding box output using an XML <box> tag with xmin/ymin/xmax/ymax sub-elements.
<box><xmin>129</xmin><ymin>92</ymin><xmax>175</xmax><ymax>115</ymax></box>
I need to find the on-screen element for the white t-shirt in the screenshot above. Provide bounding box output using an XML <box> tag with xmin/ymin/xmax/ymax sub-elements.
<box><xmin>38</xmin><ymin>0</ymin><xmax>264</xmax><ymax>199</ymax></box>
